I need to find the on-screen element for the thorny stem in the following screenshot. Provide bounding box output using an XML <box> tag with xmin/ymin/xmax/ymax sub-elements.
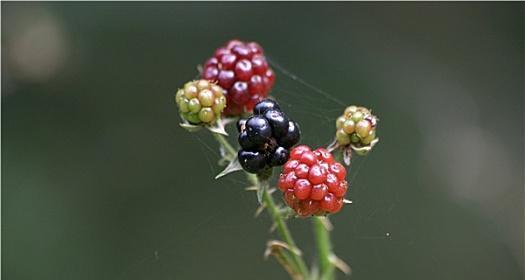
<box><xmin>268</xmin><ymin>246</ymin><xmax>304</xmax><ymax>280</ymax></box>
<box><xmin>212</xmin><ymin>132</ymin><xmax>237</xmax><ymax>160</ymax></box>
<box><xmin>313</xmin><ymin>217</ymin><xmax>335</xmax><ymax>280</ymax></box>
<box><xmin>212</xmin><ymin>132</ymin><xmax>309</xmax><ymax>279</ymax></box>
<box><xmin>258</xmin><ymin>176</ymin><xmax>309</xmax><ymax>277</ymax></box>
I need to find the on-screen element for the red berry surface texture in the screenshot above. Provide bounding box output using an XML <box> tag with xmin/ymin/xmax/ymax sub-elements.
<box><xmin>201</xmin><ymin>39</ymin><xmax>275</xmax><ymax>116</ymax></box>
<box><xmin>278</xmin><ymin>145</ymin><xmax>348</xmax><ymax>217</ymax></box>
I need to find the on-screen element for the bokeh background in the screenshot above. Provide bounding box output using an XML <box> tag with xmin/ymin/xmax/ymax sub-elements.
<box><xmin>2</xmin><ymin>2</ymin><xmax>523</xmax><ymax>280</ymax></box>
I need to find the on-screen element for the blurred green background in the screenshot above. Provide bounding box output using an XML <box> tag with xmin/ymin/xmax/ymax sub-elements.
<box><xmin>2</xmin><ymin>2</ymin><xmax>523</xmax><ymax>280</ymax></box>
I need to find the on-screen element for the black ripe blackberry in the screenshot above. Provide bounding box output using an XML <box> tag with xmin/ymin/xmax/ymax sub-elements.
<box><xmin>237</xmin><ymin>99</ymin><xmax>301</xmax><ymax>174</ymax></box>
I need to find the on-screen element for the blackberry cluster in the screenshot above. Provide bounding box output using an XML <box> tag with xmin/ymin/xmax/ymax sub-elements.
<box><xmin>176</xmin><ymin>80</ymin><xmax>227</xmax><ymax>125</ymax></box>
<box><xmin>237</xmin><ymin>100</ymin><xmax>300</xmax><ymax>174</ymax></box>
<box><xmin>201</xmin><ymin>39</ymin><xmax>275</xmax><ymax>116</ymax></box>
<box><xmin>335</xmin><ymin>105</ymin><xmax>378</xmax><ymax>154</ymax></box>
<box><xmin>278</xmin><ymin>145</ymin><xmax>348</xmax><ymax>217</ymax></box>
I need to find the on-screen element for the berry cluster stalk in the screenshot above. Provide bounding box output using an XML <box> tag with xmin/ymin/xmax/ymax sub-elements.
<box><xmin>313</xmin><ymin>216</ymin><xmax>335</xmax><ymax>280</ymax></box>
<box><xmin>212</xmin><ymin>132</ymin><xmax>327</xmax><ymax>279</ymax></box>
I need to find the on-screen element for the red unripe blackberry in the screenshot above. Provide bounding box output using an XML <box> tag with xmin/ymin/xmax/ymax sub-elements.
<box><xmin>294</xmin><ymin>179</ymin><xmax>312</xmax><ymax>200</ymax></box>
<box><xmin>299</xmin><ymin>151</ymin><xmax>317</xmax><ymax>166</ymax></box>
<box><xmin>310</xmin><ymin>184</ymin><xmax>328</xmax><ymax>200</ymax></box>
<box><xmin>278</xmin><ymin>172</ymin><xmax>297</xmax><ymax>192</ymax></box>
<box><xmin>314</xmin><ymin>148</ymin><xmax>334</xmax><ymax>164</ymax></box>
<box><xmin>283</xmin><ymin>160</ymin><xmax>300</xmax><ymax>173</ymax></box>
<box><xmin>329</xmin><ymin>162</ymin><xmax>346</xmax><ymax>181</ymax></box>
<box><xmin>290</xmin><ymin>145</ymin><xmax>312</xmax><ymax>160</ymax></box>
<box><xmin>294</xmin><ymin>164</ymin><xmax>310</xmax><ymax>179</ymax></box>
<box><xmin>308</xmin><ymin>165</ymin><xmax>326</xmax><ymax>185</ymax></box>
<box><xmin>201</xmin><ymin>39</ymin><xmax>275</xmax><ymax>116</ymax></box>
<box><xmin>278</xmin><ymin>146</ymin><xmax>349</xmax><ymax>217</ymax></box>
<box><xmin>320</xmin><ymin>193</ymin><xmax>339</xmax><ymax>213</ymax></box>
<box><xmin>297</xmin><ymin>200</ymin><xmax>320</xmax><ymax>217</ymax></box>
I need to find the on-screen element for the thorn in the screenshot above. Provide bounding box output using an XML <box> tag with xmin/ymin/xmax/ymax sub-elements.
<box><xmin>268</xmin><ymin>188</ymin><xmax>277</xmax><ymax>195</ymax></box>
<box><xmin>326</xmin><ymin>139</ymin><xmax>339</xmax><ymax>152</ymax></box>
<box><xmin>265</xmin><ymin>240</ymin><xmax>302</xmax><ymax>257</ymax></box>
<box><xmin>207</xmin><ymin>123</ymin><xmax>228</xmax><ymax>136</ymax></box>
<box><xmin>329</xmin><ymin>254</ymin><xmax>351</xmax><ymax>275</ymax></box>
<box><xmin>264</xmin><ymin>240</ymin><xmax>287</xmax><ymax>259</ymax></box>
<box><xmin>277</xmin><ymin>206</ymin><xmax>288</xmax><ymax>215</ymax></box>
<box><xmin>343</xmin><ymin>147</ymin><xmax>352</xmax><ymax>166</ymax></box>
<box><xmin>343</xmin><ymin>199</ymin><xmax>353</xmax><ymax>204</ymax></box>
<box><xmin>254</xmin><ymin>204</ymin><xmax>266</xmax><ymax>218</ymax></box>
<box><xmin>245</xmin><ymin>186</ymin><xmax>258</xmax><ymax>192</ymax></box>
<box><xmin>319</xmin><ymin>216</ymin><xmax>333</xmax><ymax>231</ymax></box>
<box><xmin>269</xmin><ymin>222</ymin><xmax>277</xmax><ymax>233</ymax></box>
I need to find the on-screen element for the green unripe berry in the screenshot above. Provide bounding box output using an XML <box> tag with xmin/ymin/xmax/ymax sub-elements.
<box><xmin>350</xmin><ymin>133</ymin><xmax>361</xmax><ymax>143</ymax></box>
<box><xmin>361</xmin><ymin>130</ymin><xmax>376</xmax><ymax>145</ymax></box>
<box><xmin>196</xmin><ymin>80</ymin><xmax>210</xmax><ymax>90</ymax></box>
<box><xmin>335</xmin><ymin>105</ymin><xmax>379</xmax><ymax>155</ymax></box>
<box><xmin>175</xmin><ymin>89</ymin><xmax>185</xmax><ymax>104</ymax></box>
<box><xmin>179</xmin><ymin>98</ymin><xmax>190</xmax><ymax>113</ymax></box>
<box><xmin>198</xmin><ymin>89</ymin><xmax>214</xmax><ymax>107</ymax></box>
<box><xmin>355</xmin><ymin>120</ymin><xmax>371</xmax><ymax>138</ymax></box>
<box><xmin>212</xmin><ymin>96</ymin><xmax>226</xmax><ymax>114</ymax></box>
<box><xmin>336</xmin><ymin>129</ymin><xmax>351</xmax><ymax>145</ymax></box>
<box><xmin>188</xmin><ymin>98</ymin><xmax>201</xmax><ymax>113</ymax></box>
<box><xmin>185</xmin><ymin>112</ymin><xmax>201</xmax><ymax>124</ymax></box>
<box><xmin>351</xmin><ymin>111</ymin><xmax>364</xmax><ymax>123</ymax></box>
<box><xmin>176</xmin><ymin>80</ymin><xmax>227</xmax><ymax>126</ymax></box>
<box><xmin>336</xmin><ymin>116</ymin><xmax>346</xmax><ymax>129</ymax></box>
<box><xmin>184</xmin><ymin>83</ymin><xmax>198</xmax><ymax>99</ymax></box>
<box><xmin>344</xmin><ymin>105</ymin><xmax>357</xmax><ymax>116</ymax></box>
<box><xmin>342</xmin><ymin>119</ymin><xmax>355</xmax><ymax>134</ymax></box>
<box><xmin>199</xmin><ymin>107</ymin><xmax>215</xmax><ymax>123</ymax></box>
<box><xmin>211</xmin><ymin>85</ymin><xmax>223</xmax><ymax>96</ymax></box>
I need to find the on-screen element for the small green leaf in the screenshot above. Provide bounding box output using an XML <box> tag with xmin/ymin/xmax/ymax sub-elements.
<box><xmin>221</xmin><ymin>117</ymin><xmax>238</xmax><ymax>126</ymax></box>
<box><xmin>257</xmin><ymin>180</ymin><xmax>269</xmax><ymax>204</ymax></box>
<box><xmin>179</xmin><ymin>122</ymin><xmax>202</xmax><ymax>132</ymax></box>
<box><xmin>207</xmin><ymin>125</ymin><xmax>228</xmax><ymax>136</ymax></box>
<box><xmin>207</xmin><ymin>118</ymin><xmax>228</xmax><ymax>136</ymax></box>
<box><xmin>215</xmin><ymin>157</ymin><xmax>243</xmax><ymax>179</ymax></box>
<box><xmin>351</xmin><ymin>137</ymin><xmax>379</xmax><ymax>156</ymax></box>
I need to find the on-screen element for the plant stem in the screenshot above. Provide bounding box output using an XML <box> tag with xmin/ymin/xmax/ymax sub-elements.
<box><xmin>212</xmin><ymin>132</ymin><xmax>237</xmax><ymax>159</ymax></box>
<box><xmin>313</xmin><ymin>216</ymin><xmax>335</xmax><ymax>280</ymax></box>
<box><xmin>269</xmin><ymin>248</ymin><xmax>304</xmax><ymax>280</ymax></box>
<box><xmin>259</xmin><ymin>178</ymin><xmax>309</xmax><ymax>277</ymax></box>
<box><xmin>212</xmin><ymin>132</ymin><xmax>309</xmax><ymax>279</ymax></box>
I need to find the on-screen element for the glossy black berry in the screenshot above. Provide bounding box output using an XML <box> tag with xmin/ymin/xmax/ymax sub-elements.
<box><xmin>253</xmin><ymin>99</ymin><xmax>280</xmax><ymax>115</ymax></box>
<box><xmin>236</xmin><ymin>99</ymin><xmax>301</xmax><ymax>174</ymax></box>
<box><xmin>238</xmin><ymin>131</ymin><xmax>256</xmax><ymax>150</ymax></box>
<box><xmin>264</xmin><ymin>109</ymin><xmax>289</xmax><ymax>138</ymax></box>
<box><xmin>277</xmin><ymin>121</ymin><xmax>301</xmax><ymax>148</ymax></box>
<box><xmin>246</xmin><ymin>116</ymin><xmax>272</xmax><ymax>145</ymax></box>
<box><xmin>236</xmin><ymin>118</ymin><xmax>247</xmax><ymax>133</ymax></box>
<box><xmin>267</xmin><ymin>146</ymin><xmax>290</xmax><ymax>167</ymax></box>
<box><xmin>238</xmin><ymin>150</ymin><xmax>266</xmax><ymax>173</ymax></box>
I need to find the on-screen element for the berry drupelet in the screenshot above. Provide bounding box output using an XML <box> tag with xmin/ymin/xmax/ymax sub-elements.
<box><xmin>278</xmin><ymin>145</ymin><xmax>349</xmax><ymax>217</ymax></box>
<box><xmin>335</xmin><ymin>105</ymin><xmax>379</xmax><ymax>155</ymax></box>
<box><xmin>237</xmin><ymin>99</ymin><xmax>300</xmax><ymax>174</ymax></box>
<box><xmin>201</xmin><ymin>39</ymin><xmax>275</xmax><ymax>116</ymax></box>
<box><xmin>175</xmin><ymin>80</ymin><xmax>227</xmax><ymax>125</ymax></box>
